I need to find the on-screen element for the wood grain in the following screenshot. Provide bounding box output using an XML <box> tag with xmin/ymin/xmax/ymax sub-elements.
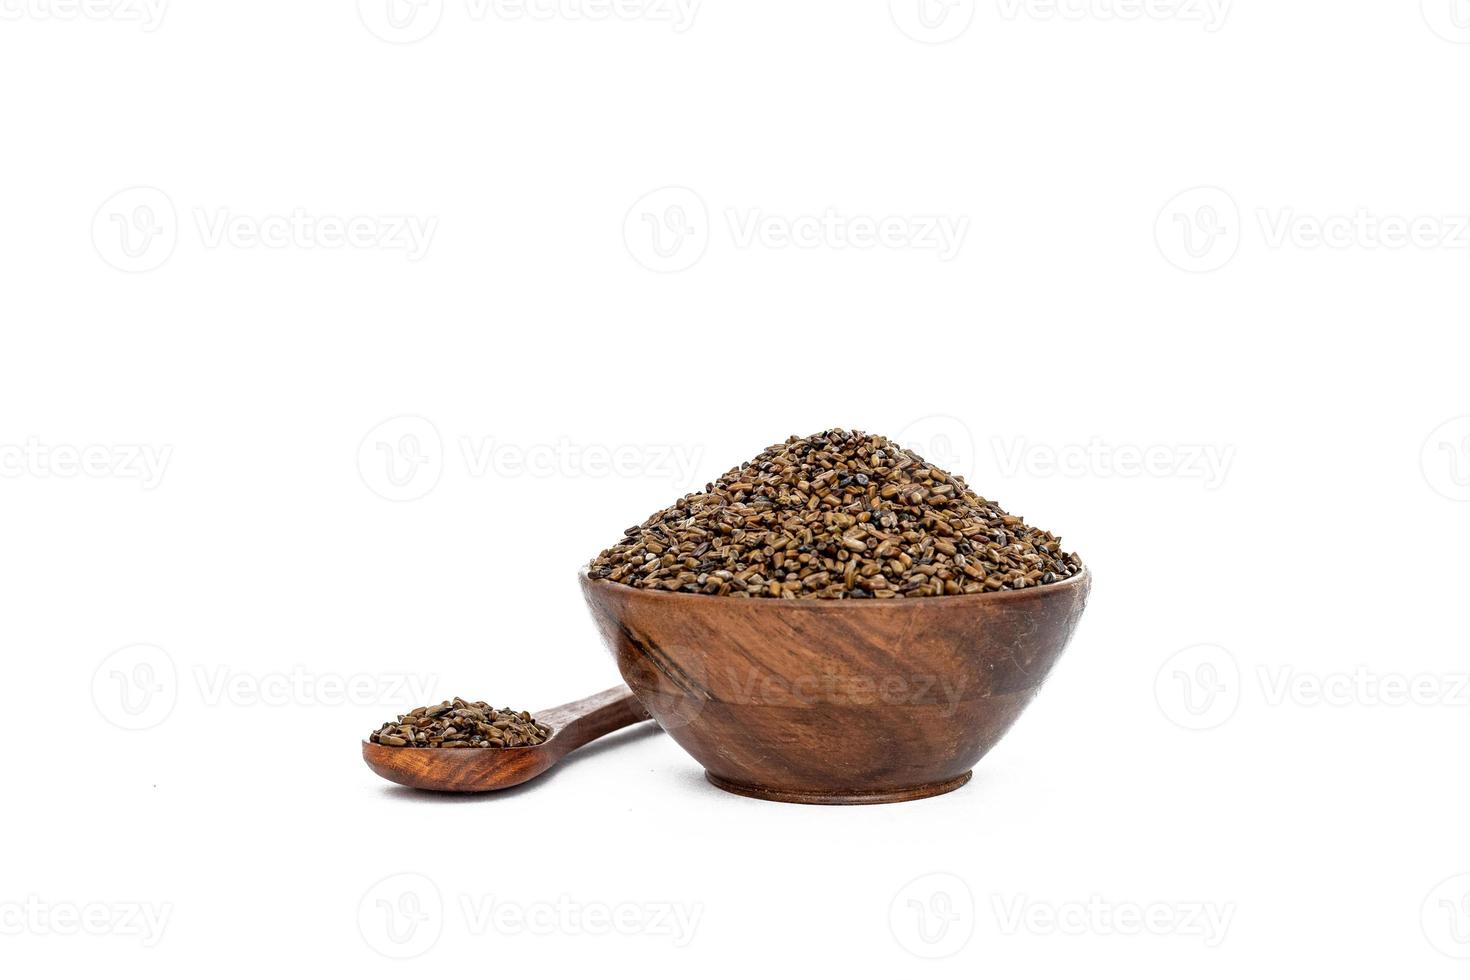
<box><xmin>581</xmin><ymin>567</ymin><xmax>1090</xmax><ymax>805</ymax></box>
<box><xmin>361</xmin><ymin>686</ymin><xmax>650</xmax><ymax>793</ymax></box>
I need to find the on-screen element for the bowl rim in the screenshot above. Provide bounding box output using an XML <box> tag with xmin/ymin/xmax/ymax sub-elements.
<box><xmin>579</xmin><ymin>562</ymin><xmax>1088</xmax><ymax>608</ymax></box>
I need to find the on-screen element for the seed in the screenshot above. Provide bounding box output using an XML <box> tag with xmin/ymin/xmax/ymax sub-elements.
<box><xmin>587</xmin><ymin>429</ymin><xmax>1081</xmax><ymax>599</ymax></box>
<box><xmin>369</xmin><ymin>700</ymin><xmax>548</xmax><ymax>749</ymax></box>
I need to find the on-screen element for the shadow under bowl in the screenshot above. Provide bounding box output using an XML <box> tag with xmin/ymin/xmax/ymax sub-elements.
<box><xmin>579</xmin><ymin>565</ymin><xmax>1089</xmax><ymax>805</ymax></box>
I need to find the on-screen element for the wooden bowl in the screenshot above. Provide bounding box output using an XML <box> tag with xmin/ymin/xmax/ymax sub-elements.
<box><xmin>579</xmin><ymin>566</ymin><xmax>1090</xmax><ymax>805</ymax></box>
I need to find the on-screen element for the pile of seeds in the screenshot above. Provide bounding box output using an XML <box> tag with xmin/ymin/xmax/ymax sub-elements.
<box><xmin>369</xmin><ymin>698</ymin><xmax>549</xmax><ymax>748</ymax></box>
<box><xmin>588</xmin><ymin>428</ymin><xmax>1081</xmax><ymax>599</ymax></box>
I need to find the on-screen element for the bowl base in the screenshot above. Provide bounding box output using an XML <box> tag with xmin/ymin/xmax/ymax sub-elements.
<box><xmin>704</xmin><ymin>770</ymin><xmax>972</xmax><ymax>805</ymax></box>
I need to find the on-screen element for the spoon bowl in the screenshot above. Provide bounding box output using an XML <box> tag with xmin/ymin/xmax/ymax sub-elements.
<box><xmin>362</xmin><ymin>686</ymin><xmax>650</xmax><ymax>792</ymax></box>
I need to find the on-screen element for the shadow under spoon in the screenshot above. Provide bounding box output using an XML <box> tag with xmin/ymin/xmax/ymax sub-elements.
<box><xmin>362</xmin><ymin>686</ymin><xmax>651</xmax><ymax>792</ymax></box>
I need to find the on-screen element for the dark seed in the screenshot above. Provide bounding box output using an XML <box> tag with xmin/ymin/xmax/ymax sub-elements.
<box><xmin>369</xmin><ymin>700</ymin><xmax>547</xmax><ymax>750</ymax></box>
<box><xmin>586</xmin><ymin>429</ymin><xmax>1080</xmax><ymax>600</ymax></box>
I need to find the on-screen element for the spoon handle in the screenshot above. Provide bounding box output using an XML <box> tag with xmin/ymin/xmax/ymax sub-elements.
<box><xmin>536</xmin><ymin>685</ymin><xmax>651</xmax><ymax>756</ymax></box>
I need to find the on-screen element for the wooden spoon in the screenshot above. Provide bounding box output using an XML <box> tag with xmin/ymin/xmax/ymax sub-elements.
<box><xmin>362</xmin><ymin>686</ymin><xmax>652</xmax><ymax>792</ymax></box>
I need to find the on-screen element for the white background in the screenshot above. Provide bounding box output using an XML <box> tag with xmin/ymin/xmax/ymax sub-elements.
<box><xmin>3</xmin><ymin>0</ymin><xmax>1468</xmax><ymax>975</ymax></box>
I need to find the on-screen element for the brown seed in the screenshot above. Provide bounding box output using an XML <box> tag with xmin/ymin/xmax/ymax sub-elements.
<box><xmin>369</xmin><ymin>699</ymin><xmax>547</xmax><ymax>749</ymax></box>
<box><xmin>587</xmin><ymin>429</ymin><xmax>1079</xmax><ymax>599</ymax></box>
